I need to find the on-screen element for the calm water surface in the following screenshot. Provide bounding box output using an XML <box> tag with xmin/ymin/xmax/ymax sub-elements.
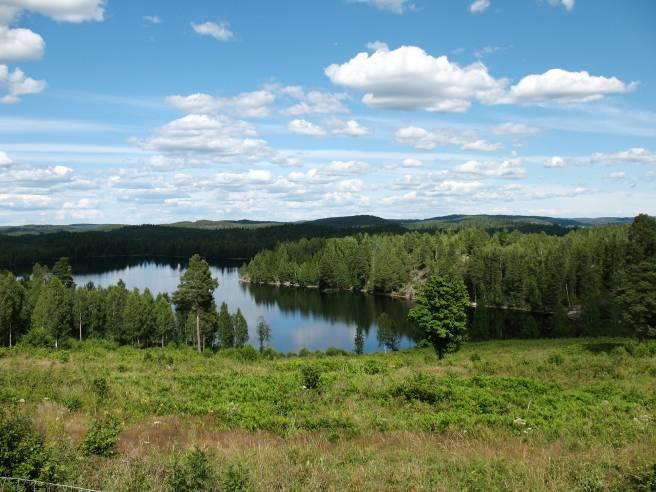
<box><xmin>70</xmin><ymin>257</ymin><xmax>576</xmax><ymax>353</ymax></box>
<box><xmin>73</xmin><ymin>258</ymin><xmax>418</xmax><ymax>353</ymax></box>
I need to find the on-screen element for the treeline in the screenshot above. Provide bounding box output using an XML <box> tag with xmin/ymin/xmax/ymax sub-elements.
<box><xmin>241</xmin><ymin>215</ymin><xmax>656</xmax><ymax>336</ymax></box>
<box><xmin>0</xmin><ymin>223</ymin><xmax>405</xmax><ymax>269</ymax></box>
<box><xmin>0</xmin><ymin>258</ymin><xmax>256</xmax><ymax>349</ymax></box>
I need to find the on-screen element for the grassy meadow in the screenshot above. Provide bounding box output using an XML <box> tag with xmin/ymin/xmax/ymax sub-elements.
<box><xmin>1</xmin><ymin>338</ymin><xmax>655</xmax><ymax>491</ymax></box>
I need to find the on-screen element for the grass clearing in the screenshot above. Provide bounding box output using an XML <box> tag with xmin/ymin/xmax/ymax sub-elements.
<box><xmin>0</xmin><ymin>337</ymin><xmax>655</xmax><ymax>490</ymax></box>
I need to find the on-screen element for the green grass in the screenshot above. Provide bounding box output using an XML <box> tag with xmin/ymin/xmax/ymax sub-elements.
<box><xmin>1</xmin><ymin>338</ymin><xmax>655</xmax><ymax>491</ymax></box>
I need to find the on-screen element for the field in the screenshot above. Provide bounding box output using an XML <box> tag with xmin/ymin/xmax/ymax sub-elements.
<box><xmin>1</xmin><ymin>338</ymin><xmax>655</xmax><ymax>491</ymax></box>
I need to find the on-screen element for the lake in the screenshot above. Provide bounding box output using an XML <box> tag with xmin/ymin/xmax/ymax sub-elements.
<box><xmin>69</xmin><ymin>257</ymin><xmax>576</xmax><ymax>353</ymax></box>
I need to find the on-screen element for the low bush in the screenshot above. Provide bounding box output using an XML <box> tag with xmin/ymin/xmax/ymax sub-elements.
<box><xmin>0</xmin><ymin>410</ymin><xmax>54</xmax><ymax>480</ymax></box>
<box><xmin>19</xmin><ymin>327</ymin><xmax>55</xmax><ymax>348</ymax></box>
<box><xmin>301</xmin><ymin>365</ymin><xmax>321</xmax><ymax>390</ymax></box>
<box><xmin>167</xmin><ymin>447</ymin><xmax>217</xmax><ymax>491</ymax></box>
<box><xmin>81</xmin><ymin>415</ymin><xmax>122</xmax><ymax>457</ymax></box>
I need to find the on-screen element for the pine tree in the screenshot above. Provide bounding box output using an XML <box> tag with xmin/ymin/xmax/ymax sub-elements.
<box><xmin>52</xmin><ymin>257</ymin><xmax>75</xmax><ymax>289</ymax></box>
<box><xmin>217</xmin><ymin>302</ymin><xmax>234</xmax><ymax>348</ymax></box>
<box><xmin>256</xmin><ymin>317</ymin><xmax>272</xmax><ymax>353</ymax></box>
<box><xmin>172</xmin><ymin>255</ymin><xmax>218</xmax><ymax>352</ymax></box>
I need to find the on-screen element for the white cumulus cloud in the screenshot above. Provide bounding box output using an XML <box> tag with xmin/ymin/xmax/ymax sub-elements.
<box><xmin>0</xmin><ymin>64</ymin><xmax>45</xmax><ymax>103</ymax></box>
<box><xmin>191</xmin><ymin>21</ymin><xmax>233</xmax><ymax>41</ymax></box>
<box><xmin>288</xmin><ymin>119</ymin><xmax>326</xmax><ymax>137</ymax></box>
<box><xmin>349</xmin><ymin>0</ymin><xmax>413</xmax><ymax>14</ymax></box>
<box><xmin>395</xmin><ymin>126</ymin><xmax>502</xmax><ymax>152</ymax></box>
<box><xmin>469</xmin><ymin>0</ymin><xmax>490</xmax><ymax>14</ymax></box>
<box><xmin>0</xmin><ymin>25</ymin><xmax>43</xmax><ymax>60</ymax></box>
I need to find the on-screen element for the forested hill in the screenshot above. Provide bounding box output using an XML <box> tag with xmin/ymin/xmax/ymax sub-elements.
<box><xmin>0</xmin><ymin>214</ymin><xmax>632</xmax><ymax>269</ymax></box>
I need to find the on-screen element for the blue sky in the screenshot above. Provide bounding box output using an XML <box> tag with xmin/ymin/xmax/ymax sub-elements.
<box><xmin>0</xmin><ymin>0</ymin><xmax>654</xmax><ymax>224</ymax></box>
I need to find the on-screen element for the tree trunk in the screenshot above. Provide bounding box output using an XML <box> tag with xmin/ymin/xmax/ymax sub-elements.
<box><xmin>55</xmin><ymin>336</ymin><xmax>58</xmax><ymax>349</ymax></box>
<box><xmin>8</xmin><ymin>321</ymin><xmax>12</xmax><ymax>348</ymax></box>
<box><xmin>196</xmin><ymin>309</ymin><xmax>201</xmax><ymax>352</ymax></box>
<box><xmin>79</xmin><ymin>312</ymin><xmax>82</xmax><ymax>341</ymax></box>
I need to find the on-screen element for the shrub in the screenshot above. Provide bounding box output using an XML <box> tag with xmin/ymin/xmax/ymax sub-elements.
<box><xmin>91</xmin><ymin>377</ymin><xmax>110</xmax><ymax>400</ymax></box>
<box><xmin>19</xmin><ymin>327</ymin><xmax>55</xmax><ymax>348</ymax></box>
<box><xmin>167</xmin><ymin>447</ymin><xmax>216</xmax><ymax>491</ymax></box>
<box><xmin>222</xmin><ymin>464</ymin><xmax>251</xmax><ymax>492</ymax></box>
<box><xmin>81</xmin><ymin>416</ymin><xmax>122</xmax><ymax>457</ymax></box>
<box><xmin>301</xmin><ymin>365</ymin><xmax>321</xmax><ymax>390</ymax></box>
<box><xmin>62</xmin><ymin>395</ymin><xmax>83</xmax><ymax>412</ymax></box>
<box><xmin>624</xmin><ymin>463</ymin><xmax>656</xmax><ymax>491</ymax></box>
<box><xmin>325</xmin><ymin>347</ymin><xmax>349</xmax><ymax>356</ymax></box>
<box><xmin>363</xmin><ymin>359</ymin><xmax>387</xmax><ymax>375</ymax></box>
<box><xmin>470</xmin><ymin>353</ymin><xmax>481</xmax><ymax>362</ymax></box>
<box><xmin>547</xmin><ymin>353</ymin><xmax>564</xmax><ymax>365</ymax></box>
<box><xmin>393</xmin><ymin>373</ymin><xmax>452</xmax><ymax>404</ymax></box>
<box><xmin>0</xmin><ymin>410</ymin><xmax>53</xmax><ymax>480</ymax></box>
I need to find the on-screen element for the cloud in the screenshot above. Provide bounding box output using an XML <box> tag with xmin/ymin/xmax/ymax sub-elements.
<box><xmin>0</xmin><ymin>0</ymin><xmax>105</xmax><ymax>23</ymax></box>
<box><xmin>550</xmin><ymin>0</ymin><xmax>575</xmax><ymax>10</ymax></box>
<box><xmin>328</xmin><ymin>118</ymin><xmax>371</xmax><ymax>136</ymax></box>
<box><xmin>544</xmin><ymin>156</ymin><xmax>566</xmax><ymax>168</ymax></box>
<box><xmin>590</xmin><ymin>147</ymin><xmax>656</xmax><ymax>165</ymax></box>
<box><xmin>366</xmin><ymin>41</ymin><xmax>388</xmax><ymax>52</ymax></box>
<box><xmin>326</xmin><ymin>45</ymin><xmax>635</xmax><ymax>112</ymax></box>
<box><xmin>0</xmin><ymin>64</ymin><xmax>46</xmax><ymax>103</ymax></box>
<box><xmin>281</xmin><ymin>87</ymin><xmax>348</xmax><ymax>115</ymax></box>
<box><xmin>0</xmin><ymin>25</ymin><xmax>44</xmax><ymax>60</ymax></box>
<box><xmin>288</xmin><ymin>119</ymin><xmax>326</xmax><ymax>137</ymax></box>
<box><xmin>401</xmin><ymin>158</ymin><xmax>422</xmax><ymax>168</ymax></box>
<box><xmin>0</xmin><ymin>193</ymin><xmax>52</xmax><ymax>210</ymax></box>
<box><xmin>191</xmin><ymin>21</ymin><xmax>233</xmax><ymax>41</ymax></box>
<box><xmin>144</xmin><ymin>15</ymin><xmax>161</xmax><ymax>24</ymax></box>
<box><xmin>493</xmin><ymin>122</ymin><xmax>541</xmax><ymax>135</ymax></box>
<box><xmin>167</xmin><ymin>90</ymin><xmax>275</xmax><ymax>118</ymax></box>
<box><xmin>469</xmin><ymin>0</ymin><xmax>490</xmax><ymax>14</ymax></box>
<box><xmin>349</xmin><ymin>0</ymin><xmax>413</xmax><ymax>14</ymax></box>
<box><xmin>506</xmin><ymin>69</ymin><xmax>635</xmax><ymax>104</ymax></box>
<box><xmin>395</xmin><ymin>126</ymin><xmax>502</xmax><ymax>152</ymax></box>
<box><xmin>0</xmin><ymin>150</ymin><xmax>11</xmax><ymax>165</ymax></box>
<box><xmin>454</xmin><ymin>158</ymin><xmax>526</xmax><ymax>178</ymax></box>
<box><xmin>326</xmin><ymin>46</ymin><xmax>507</xmax><ymax>112</ymax></box>
<box><xmin>608</xmin><ymin>171</ymin><xmax>625</xmax><ymax>180</ymax></box>
<box><xmin>0</xmin><ymin>163</ymin><xmax>73</xmax><ymax>187</ymax></box>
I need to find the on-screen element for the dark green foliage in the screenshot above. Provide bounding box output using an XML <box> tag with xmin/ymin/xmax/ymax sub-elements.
<box><xmin>256</xmin><ymin>317</ymin><xmax>271</xmax><ymax>353</ymax></box>
<box><xmin>19</xmin><ymin>326</ymin><xmax>54</xmax><ymax>348</ymax></box>
<box><xmin>625</xmin><ymin>463</ymin><xmax>656</xmax><ymax>491</ymax></box>
<box><xmin>222</xmin><ymin>464</ymin><xmax>251</xmax><ymax>492</ymax></box>
<box><xmin>232</xmin><ymin>308</ymin><xmax>249</xmax><ymax>348</ymax></box>
<box><xmin>301</xmin><ymin>365</ymin><xmax>321</xmax><ymax>389</ymax></box>
<box><xmin>172</xmin><ymin>254</ymin><xmax>219</xmax><ymax>352</ymax></box>
<box><xmin>51</xmin><ymin>257</ymin><xmax>74</xmax><ymax>288</ymax></box>
<box><xmin>0</xmin><ymin>273</ymin><xmax>24</xmax><ymax>346</ymax></box>
<box><xmin>617</xmin><ymin>214</ymin><xmax>656</xmax><ymax>339</ymax></box>
<box><xmin>408</xmin><ymin>275</ymin><xmax>470</xmax><ymax>359</ymax></box>
<box><xmin>393</xmin><ymin>373</ymin><xmax>453</xmax><ymax>404</ymax></box>
<box><xmin>91</xmin><ymin>377</ymin><xmax>110</xmax><ymax>400</ymax></box>
<box><xmin>30</xmin><ymin>277</ymin><xmax>72</xmax><ymax>348</ymax></box>
<box><xmin>81</xmin><ymin>416</ymin><xmax>122</xmax><ymax>457</ymax></box>
<box><xmin>167</xmin><ymin>447</ymin><xmax>216</xmax><ymax>491</ymax></box>
<box><xmin>0</xmin><ymin>410</ymin><xmax>53</xmax><ymax>480</ymax></box>
<box><xmin>217</xmin><ymin>302</ymin><xmax>234</xmax><ymax>348</ymax></box>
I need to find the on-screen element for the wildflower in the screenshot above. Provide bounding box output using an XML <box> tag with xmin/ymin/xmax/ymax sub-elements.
<box><xmin>513</xmin><ymin>417</ymin><xmax>527</xmax><ymax>427</ymax></box>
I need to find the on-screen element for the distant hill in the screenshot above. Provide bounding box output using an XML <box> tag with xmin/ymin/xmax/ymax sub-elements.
<box><xmin>166</xmin><ymin>219</ymin><xmax>281</xmax><ymax>230</ymax></box>
<box><xmin>0</xmin><ymin>214</ymin><xmax>633</xmax><ymax>238</ymax></box>
<box><xmin>304</xmin><ymin>215</ymin><xmax>393</xmax><ymax>228</ymax></box>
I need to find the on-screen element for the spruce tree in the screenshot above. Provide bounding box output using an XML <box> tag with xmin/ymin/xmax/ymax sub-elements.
<box><xmin>232</xmin><ymin>308</ymin><xmax>249</xmax><ymax>347</ymax></box>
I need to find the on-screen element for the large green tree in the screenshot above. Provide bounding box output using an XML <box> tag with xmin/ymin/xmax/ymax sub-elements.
<box><xmin>232</xmin><ymin>308</ymin><xmax>249</xmax><ymax>347</ymax></box>
<box><xmin>408</xmin><ymin>275</ymin><xmax>470</xmax><ymax>359</ymax></box>
<box><xmin>217</xmin><ymin>302</ymin><xmax>233</xmax><ymax>348</ymax></box>
<box><xmin>172</xmin><ymin>255</ymin><xmax>218</xmax><ymax>352</ymax></box>
<box><xmin>31</xmin><ymin>277</ymin><xmax>72</xmax><ymax>348</ymax></box>
<box><xmin>256</xmin><ymin>316</ymin><xmax>272</xmax><ymax>353</ymax></box>
<box><xmin>617</xmin><ymin>214</ymin><xmax>656</xmax><ymax>339</ymax></box>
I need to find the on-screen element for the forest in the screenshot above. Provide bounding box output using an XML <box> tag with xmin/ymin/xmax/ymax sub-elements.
<box><xmin>242</xmin><ymin>214</ymin><xmax>656</xmax><ymax>338</ymax></box>
<box><xmin>0</xmin><ymin>257</ymin><xmax>262</xmax><ymax>351</ymax></box>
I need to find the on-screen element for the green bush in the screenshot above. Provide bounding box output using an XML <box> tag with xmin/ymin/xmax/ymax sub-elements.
<box><xmin>222</xmin><ymin>464</ymin><xmax>251</xmax><ymax>491</ymax></box>
<box><xmin>363</xmin><ymin>359</ymin><xmax>387</xmax><ymax>375</ymax></box>
<box><xmin>470</xmin><ymin>353</ymin><xmax>482</xmax><ymax>362</ymax></box>
<box><xmin>301</xmin><ymin>365</ymin><xmax>321</xmax><ymax>390</ymax></box>
<box><xmin>0</xmin><ymin>410</ymin><xmax>54</xmax><ymax>480</ymax></box>
<box><xmin>624</xmin><ymin>463</ymin><xmax>656</xmax><ymax>491</ymax></box>
<box><xmin>393</xmin><ymin>373</ymin><xmax>452</xmax><ymax>404</ymax></box>
<box><xmin>167</xmin><ymin>447</ymin><xmax>216</xmax><ymax>491</ymax></box>
<box><xmin>19</xmin><ymin>327</ymin><xmax>55</xmax><ymax>348</ymax></box>
<box><xmin>325</xmin><ymin>347</ymin><xmax>349</xmax><ymax>356</ymax></box>
<box><xmin>91</xmin><ymin>377</ymin><xmax>110</xmax><ymax>400</ymax></box>
<box><xmin>81</xmin><ymin>416</ymin><xmax>122</xmax><ymax>457</ymax></box>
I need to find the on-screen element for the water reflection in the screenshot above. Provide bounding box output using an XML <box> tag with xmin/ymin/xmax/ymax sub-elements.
<box><xmin>67</xmin><ymin>257</ymin><xmax>578</xmax><ymax>353</ymax></box>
